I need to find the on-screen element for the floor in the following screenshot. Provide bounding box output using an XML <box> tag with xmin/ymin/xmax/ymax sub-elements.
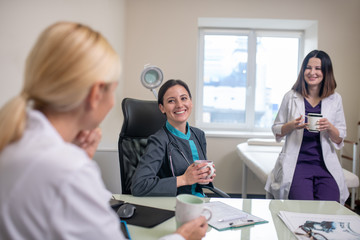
<box><xmin>345</xmin><ymin>199</ymin><xmax>360</xmax><ymax>215</ymax></box>
<box><xmin>355</xmin><ymin>205</ymin><xmax>360</xmax><ymax>215</ymax></box>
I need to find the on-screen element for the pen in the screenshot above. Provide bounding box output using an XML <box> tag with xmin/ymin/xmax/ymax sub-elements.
<box><xmin>218</xmin><ymin>215</ymin><xmax>248</xmax><ymax>222</ymax></box>
<box><xmin>229</xmin><ymin>221</ymin><xmax>255</xmax><ymax>228</ymax></box>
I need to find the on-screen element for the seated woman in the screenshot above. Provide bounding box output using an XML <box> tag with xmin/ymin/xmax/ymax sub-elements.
<box><xmin>131</xmin><ymin>79</ymin><xmax>216</xmax><ymax>196</ymax></box>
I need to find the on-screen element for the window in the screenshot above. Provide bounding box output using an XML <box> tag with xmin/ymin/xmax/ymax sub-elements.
<box><xmin>196</xmin><ymin>18</ymin><xmax>319</xmax><ymax>135</ymax></box>
<box><xmin>197</xmin><ymin>29</ymin><xmax>302</xmax><ymax>132</ymax></box>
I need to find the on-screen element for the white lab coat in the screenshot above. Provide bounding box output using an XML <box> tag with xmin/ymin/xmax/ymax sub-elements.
<box><xmin>0</xmin><ymin>109</ymin><xmax>184</xmax><ymax>240</ymax></box>
<box><xmin>264</xmin><ymin>90</ymin><xmax>349</xmax><ymax>204</ymax></box>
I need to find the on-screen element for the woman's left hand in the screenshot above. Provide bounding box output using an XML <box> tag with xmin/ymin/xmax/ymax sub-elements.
<box><xmin>177</xmin><ymin>163</ymin><xmax>216</xmax><ymax>187</ymax></box>
<box><xmin>205</xmin><ymin>164</ymin><xmax>216</xmax><ymax>182</ymax></box>
<box><xmin>317</xmin><ymin>118</ymin><xmax>332</xmax><ymax>132</ymax></box>
<box><xmin>73</xmin><ymin>128</ymin><xmax>102</xmax><ymax>159</ymax></box>
<box><xmin>317</xmin><ymin>118</ymin><xmax>342</xmax><ymax>144</ymax></box>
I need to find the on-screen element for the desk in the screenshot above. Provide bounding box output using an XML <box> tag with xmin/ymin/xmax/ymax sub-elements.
<box><xmin>236</xmin><ymin>141</ymin><xmax>359</xmax><ymax>209</ymax></box>
<box><xmin>113</xmin><ymin>194</ymin><xmax>358</xmax><ymax>240</ymax></box>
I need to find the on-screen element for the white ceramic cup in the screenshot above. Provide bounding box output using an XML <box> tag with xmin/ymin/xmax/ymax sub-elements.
<box><xmin>194</xmin><ymin>160</ymin><xmax>215</xmax><ymax>183</ymax></box>
<box><xmin>175</xmin><ymin>194</ymin><xmax>212</xmax><ymax>228</ymax></box>
<box><xmin>305</xmin><ymin>113</ymin><xmax>323</xmax><ymax>132</ymax></box>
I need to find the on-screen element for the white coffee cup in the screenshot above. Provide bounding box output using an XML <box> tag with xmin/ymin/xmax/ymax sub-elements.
<box><xmin>194</xmin><ymin>160</ymin><xmax>215</xmax><ymax>183</ymax></box>
<box><xmin>305</xmin><ymin>113</ymin><xmax>323</xmax><ymax>132</ymax></box>
<box><xmin>175</xmin><ymin>194</ymin><xmax>212</xmax><ymax>228</ymax></box>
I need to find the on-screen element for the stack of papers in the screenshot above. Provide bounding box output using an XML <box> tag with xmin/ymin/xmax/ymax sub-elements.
<box><xmin>278</xmin><ymin>211</ymin><xmax>360</xmax><ymax>240</ymax></box>
<box><xmin>205</xmin><ymin>201</ymin><xmax>268</xmax><ymax>231</ymax></box>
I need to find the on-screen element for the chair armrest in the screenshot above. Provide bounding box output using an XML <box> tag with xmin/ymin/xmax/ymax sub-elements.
<box><xmin>201</xmin><ymin>185</ymin><xmax>230</xmax><ymax>198</ymax></box>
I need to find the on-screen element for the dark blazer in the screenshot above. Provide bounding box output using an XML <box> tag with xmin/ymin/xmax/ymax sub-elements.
<box><xmin>131</xmin><ymin>124</ymin><xmax>212</xmax><ymax>196</ymax></box>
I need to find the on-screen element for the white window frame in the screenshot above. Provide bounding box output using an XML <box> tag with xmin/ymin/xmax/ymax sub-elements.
<box><xmin>196</xmin><ymin>18</ymin><xmax>318</xmax><ymax>137</ymax></box>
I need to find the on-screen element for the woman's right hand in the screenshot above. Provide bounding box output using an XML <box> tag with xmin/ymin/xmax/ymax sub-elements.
<box><xmin>292</xmin><ymin>115</ymin><xmax>308</xmax><ymax>129</ymax></box>
<box><xmin>175</xmin><ymin>216</ymin><xmax>208</xmax><ymax>240</ymax></box>
<box><xmin>279</xmin><ymin>115</ymin><xmax>307</xmax><ymax>137</ymax></box>
<box><xmin>177</xmin><ymin>163</ymin><xmax>214</xmax><ymax>187</ymax></box>
<box><xmin>73</xmin><ymin>127</ymin><xmax>102</xmax><ymax>159</ymax></box>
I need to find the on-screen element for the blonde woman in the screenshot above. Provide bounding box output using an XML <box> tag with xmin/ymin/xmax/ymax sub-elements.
<box><xmin>0</xmin><ymin>22</ymin><xmax>207</xmax><ymax>240</ymax></box>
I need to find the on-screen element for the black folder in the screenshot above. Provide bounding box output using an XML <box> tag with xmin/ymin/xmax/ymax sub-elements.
<box><xmin>111</xmin><ymin>200</ymin><xmax>175</xmax><ymax>228</ymax></box>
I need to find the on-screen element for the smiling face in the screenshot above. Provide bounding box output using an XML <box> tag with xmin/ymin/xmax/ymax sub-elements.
<box><xmin>304</xmin><ymin>57</ymin><xmax>323</xmax><ymax>89</ymax></box>
<box><xmin>159</xmin><ymin>84</ymin><xmax>192</xmax><ymax>132</ymax></box>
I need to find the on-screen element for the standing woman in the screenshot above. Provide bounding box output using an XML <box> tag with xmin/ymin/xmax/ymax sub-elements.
<box><xmin>0</xmin><ymin>22</ymin><xmax>207</xmax><ymax>240</ymax></box>
<box><xmin>265</xmin><ymin>50</ymin><xmax>348</xmax><ymax>204</ymax></box>
<box><xmin>131</xmin><ymin>79</ymin><xmax>216</xmax><ymax>197</ymax></box>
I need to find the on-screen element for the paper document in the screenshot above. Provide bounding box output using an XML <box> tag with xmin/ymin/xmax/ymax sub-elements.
<box><xmin>278</xmin><ymin>211</ymin><xmax>360</xmax><ymax>240</ymax></box>
<box><xmin>205</xmin><ymin>201</ymin><xmax>268</xmax><ymax>231</ymax></box>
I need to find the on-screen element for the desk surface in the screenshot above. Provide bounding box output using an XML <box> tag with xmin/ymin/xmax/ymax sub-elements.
<box><xmin>114</xmin><ymin>194</ymin><xmax>358</xmax><ymax>240</ymax></box>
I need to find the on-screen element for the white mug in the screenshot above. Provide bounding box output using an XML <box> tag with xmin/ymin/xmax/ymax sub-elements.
<box><xmin>305</xmin><ymin>113</ymin><xmax>323</xmax><ymax>132</ymax></box>
<box><xmin>194</xmin><ymin>160</ymin><xmax>215</xmax><ymax>183</ymax></box>
<box><xmin>175</xmin><ymin>194</ymin><xmax>212</xmax><ymax>228</ymax></box>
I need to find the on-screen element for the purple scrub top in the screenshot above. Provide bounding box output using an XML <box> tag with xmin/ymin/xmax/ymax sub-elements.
<box><xmin>297</xmin><ymin>99</ymin><xmax>324</xmax><ymax>166</ymax></box>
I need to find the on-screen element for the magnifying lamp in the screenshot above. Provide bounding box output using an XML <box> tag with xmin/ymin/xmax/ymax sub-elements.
<box><xmin>140</xmin><ymin>65</ymin><xmax>163</xmax><ymax>99</ymax></box>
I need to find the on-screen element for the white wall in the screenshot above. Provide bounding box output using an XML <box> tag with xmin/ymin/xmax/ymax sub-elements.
<box><xmin>93</xmin><ymin>150</ymin><xmax>121</xmax><ymax>194</ymax></box>
<box><xmin>0</xmin><ymin>0</ymin><xmax>125</xmax><ymax>150</ymax></box>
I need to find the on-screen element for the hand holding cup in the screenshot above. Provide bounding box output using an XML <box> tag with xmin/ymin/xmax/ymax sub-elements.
<box><xmin>175</xmin><ymin>194</ymin><xmax>212</xmax><ymax>229</ymax></box>
<box><xmin>194</xmin><ymin>160</ymin><xmax>215</xmax><ymax>184</ymax></box>
<box><xmin>305</xmin><ymin>113</ymin><xmax>323</xmax><ymax>132</ymax></box>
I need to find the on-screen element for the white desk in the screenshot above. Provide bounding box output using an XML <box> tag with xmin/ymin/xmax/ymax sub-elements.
<box><xmin>113</xmin><ymin>194</ymin><xmax>358</xmax><ymax>240</ymax></box>
<box><xmin>236</xmin><ymin>141</ymin><xmax>359</xmax><ymax>209</ymax></box>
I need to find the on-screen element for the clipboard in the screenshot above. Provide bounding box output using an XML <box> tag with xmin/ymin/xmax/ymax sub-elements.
<box><xmin>205</xmin><ymin>201</ymin><xmax>268</xmax><ymax>231</ymax></box>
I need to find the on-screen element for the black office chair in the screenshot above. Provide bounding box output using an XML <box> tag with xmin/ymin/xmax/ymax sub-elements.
<box><xmin>118</xmin><ymin>98</ymin><xmax>230</xmax><ymax>198</ymax></box>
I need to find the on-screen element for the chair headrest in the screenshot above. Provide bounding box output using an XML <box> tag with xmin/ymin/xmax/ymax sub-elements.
<box><xmin>120</xmin><ymin>98</ymin><xmax>167</xmax><ymax>138</ymax></box>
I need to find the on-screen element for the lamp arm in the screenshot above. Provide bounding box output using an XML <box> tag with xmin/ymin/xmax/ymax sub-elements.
<box><xmin>151</xmin><ymin>89</ymin><xmax>158</xmax><ymax>99</ymax></box>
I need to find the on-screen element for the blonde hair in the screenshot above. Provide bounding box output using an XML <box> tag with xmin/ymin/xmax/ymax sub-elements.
<box><xmin>0</xmin><ymin>22</ymin><xmax>121</xmax><ymax>151</ymax></box>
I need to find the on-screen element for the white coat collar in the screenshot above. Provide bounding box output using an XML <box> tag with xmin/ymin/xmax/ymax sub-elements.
<box><xmin>320</xmin><ymin>93</ymin><xmax>335</xmax><ymax>118</ymax></box>
<box><xmin>26</xmin><ymin>108</ymin><xmax>64</xmax><ymax>144</ymax></box>
<box><xmin>291</xmin><ymin>90</ymin><xmax>305</xmax><ymax>116</ymax></box>
<box><xmin>290</xmin><ymin>90</ymin><xmax>336</xmax><ymax>117</ymax></box>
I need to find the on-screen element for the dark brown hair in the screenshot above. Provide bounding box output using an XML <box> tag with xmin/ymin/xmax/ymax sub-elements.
<box><xmin>158</xmin><ymin>79</ymin><xmax>192</xmax><ymax>105</ymax></box>
<box><xmin>292</xmin><ymin>50</ymin><xmax>337</xmax><ymax>98</ymax></box>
